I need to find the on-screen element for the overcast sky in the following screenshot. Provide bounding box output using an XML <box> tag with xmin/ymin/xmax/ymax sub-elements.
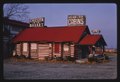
<box><xmin>24</xmin><ymin>3</ymin><xmax>117</xmax><ymax>48</ymax></box>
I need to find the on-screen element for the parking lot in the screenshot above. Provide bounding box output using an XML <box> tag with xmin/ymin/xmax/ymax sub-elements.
<box><xmin>3</xmin><ymin>55</ymin><xmax>117</xmax><ymax>80</ymax></box>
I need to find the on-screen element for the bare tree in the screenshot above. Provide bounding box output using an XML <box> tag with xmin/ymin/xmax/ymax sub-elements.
<box><xmin>4</xmin><ymin>4</ymin><xmax>30</xmax><ymax>22</ymax></box>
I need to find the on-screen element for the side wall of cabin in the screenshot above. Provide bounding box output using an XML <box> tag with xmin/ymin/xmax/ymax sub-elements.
<box><xmin>14</xmin><ymin>42</ymin><xmax>75</xmax><ymax>60</ymax></box>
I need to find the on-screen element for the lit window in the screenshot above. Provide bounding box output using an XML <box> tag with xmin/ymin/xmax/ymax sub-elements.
<box><xmin>23</xmin><ymin>43</ymin><xmax>28</xmax><ymax>52</ymax></box>
<box><xmin>31</xmin><ymin>43</ymin><xmax>37</xmax><ymax>49</ymax></box>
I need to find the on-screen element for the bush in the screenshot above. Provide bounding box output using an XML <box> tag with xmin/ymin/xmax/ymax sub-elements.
<box><xmin>104</xmin><ymin>54</ymin><xmax>109</xmax><ymax>60</ymax></box>
<box><xmin>19</xmin><ymin>55</ymin><xmax>27</xmax><ymax>59</ymax></box>
<box><xmin>13</xmin><ymin>55</ymin><xmax>20</xmax><ymax>58</ymax></box>
<box><xmin>44</xmin><ymin>56</ymin><xmax>51</xmax><ymax>61</ymax></box>
<box><xmin>94</xmin><ymin>54</ymin><xmax>105</xmax><ymax>63</ymax></box>
<box><xmin>88</xmin><ymin>57</ymin><xmax>94</xmax><ymax>63</ymax></box>
<box><xmin>63</xmin><ymin>56</ymin><xmax>75</xmax><ymax>61</ymax></box>
<box><xmin>13</xmin><ymin>55</ymin><xmax>26</xmax><ymax>59</ymax></box>
<box><xmin>56</xmin><ymin>57</ymin><xmax>63</xmax><ymax>61</ymax></box>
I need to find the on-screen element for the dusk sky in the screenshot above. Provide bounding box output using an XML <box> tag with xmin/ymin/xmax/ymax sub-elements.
<box><xmin>13</xmin><ymin>3</ymin><xmax>118</xmax><ymax>48</ymax></box>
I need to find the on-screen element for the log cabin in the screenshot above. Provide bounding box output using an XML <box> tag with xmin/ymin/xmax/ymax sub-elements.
<box><xmin>12</xmin><ymin>25</ymin><xmax>107</xmax><ymax>60</ymax></box>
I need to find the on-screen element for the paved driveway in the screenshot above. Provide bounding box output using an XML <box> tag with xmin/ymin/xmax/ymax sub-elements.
<box><xmin>3</xmin><ymin>55</ymin><xmax>117</xmax><ymax>80</ymax></box>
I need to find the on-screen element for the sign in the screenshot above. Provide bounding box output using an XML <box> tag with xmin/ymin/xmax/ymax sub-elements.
<box><xmin>29</xmin><ymin>17</ymin><xmax>45</xmax><ymax>27</ymax></box>
<box><xmin>67</xmin><ymin>15</ymin><xmax>86</xmax><ymax>26</ymax></box>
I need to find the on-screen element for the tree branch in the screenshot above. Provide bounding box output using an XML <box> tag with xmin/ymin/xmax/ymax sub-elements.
<box><xmin>4</xmin><ymin>4</ymin><xmax>30</xmax><ymax>22</ymax></box>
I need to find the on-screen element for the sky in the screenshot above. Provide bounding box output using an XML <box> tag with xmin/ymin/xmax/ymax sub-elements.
<box><xmin>23</xmin><ymin>4</ymin><xmax>117</xmax><ymax>48</ymax></box>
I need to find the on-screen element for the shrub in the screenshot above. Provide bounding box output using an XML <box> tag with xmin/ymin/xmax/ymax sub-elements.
<box><xmin>13</xmin><ymin>55</ymin><xmax>20</xmax><ymax>58</ymax></box>
<box><xmin>104</xmin><ymin>54</ymin><xmax>109</xmax><ymax>60</ymax></box>
<box><xmin>88</xmin><ymin>57</ymin><xmax>94</xmax><ymax>63</ymax></box>
<box><xmin>19</xmin><ymin>55</ymin><xmax>26</xmax><ymax>59</ymax></box>
<box><xmin>63</xmin><ymin>56</ymin><xmax>75</xmax><ymax>61</ymax></box>
<box><xmin>56</xmin><ymin>57</ymin><xmax>63</xmax><ymax>61</ymax></box>
<box><xmin>44</xmin><ymin>56</ymin><xmax>50</xmax><ymax>61</ymax></box>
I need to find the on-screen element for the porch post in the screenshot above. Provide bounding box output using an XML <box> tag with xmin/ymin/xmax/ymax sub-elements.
<box><xmin>36</xmin><ymin>43</ymin><xmax>38</xmax><ymax>58</ymax></box>
<box><xmin>28</xmin><ymin>42</ymin><xmax>31</xmax><ymax>59</ymax></box>
<box><xmin>61</xmin><ymin>42</ymin><xmax>64</xmax><ymax>60</ymax></box>
<box><xmin>69</xmin><ymin>43</ymin><xmax>71</xmax><ymax>57</ymax></box>
<box><xmin>103</xmin><ymin>45</ymin><xmax>105</xmax><ymax>54</ymax></box>
<box><xmin>15</xmin><ymin>44</ymin><xmax>17</xmax><ymax>56</ymax></box>
<box><xmin>89</xmin><ymin>46</ymin><xmax>92</xmax><ymax>54</ymax></box>
<box><xmin>51</xmin><ymin>42</ymin><xmax>54</xmax><ymax>59</ymax></box>
<box><xmin>74</xmin><ymin>44</ymin><xmax>78</xmax><ymax>60</ymax></box>
<box><xmin>20</xmin><ymin>43</ymin><xmax>23</xmax><ymax>56</ymax></box>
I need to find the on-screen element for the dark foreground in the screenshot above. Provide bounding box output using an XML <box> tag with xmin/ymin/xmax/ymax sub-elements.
<box><xmin>3</xmin><ymin>55</ymin><xmax>117</xmax><ymax>80</ymax></box>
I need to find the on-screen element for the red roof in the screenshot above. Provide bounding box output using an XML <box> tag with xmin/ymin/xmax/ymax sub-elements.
<box><xmin>80</xmin><ymin>34</ymin><xmax>106</xmax><ymax>45</ymax></box>
<box><xmin>13</xmin><ymin>26</ymin><xmax>88</xmax><ymax>43</ymax></box>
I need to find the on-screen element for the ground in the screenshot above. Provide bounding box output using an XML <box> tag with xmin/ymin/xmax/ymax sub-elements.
<box><xmin>3</xmin><ymin>54</ymin><xmax>117</xmax><ymax>80</ymax></box>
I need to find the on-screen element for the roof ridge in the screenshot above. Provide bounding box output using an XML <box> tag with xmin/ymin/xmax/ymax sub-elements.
<box><xmin>27</xmin><ymin>25</ymin><xmax>87</xmax><ymax>29</ymax></box>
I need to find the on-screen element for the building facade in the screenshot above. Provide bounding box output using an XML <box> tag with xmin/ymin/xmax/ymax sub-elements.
<box><xmin>3</xmin><ymin>17</ymin><xmax>29</xmax><ymax>58</ymax></box>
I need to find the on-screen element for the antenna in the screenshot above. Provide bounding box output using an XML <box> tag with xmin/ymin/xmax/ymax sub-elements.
<box><xmin>91</xmin><ymin>29</ymin><xmax>101</xmax><ymax>35</ymax></box>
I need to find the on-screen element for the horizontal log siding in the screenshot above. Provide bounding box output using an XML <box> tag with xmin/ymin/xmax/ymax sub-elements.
<box><xmin>38</xmin><ymin>43</ymin><xmax>51</xmax><ymax>60</ymax></box>
<box><xmin>22</xmin><ymin>43</ymin><xmax>29</xmax><ymax>57</ymax></box>
<box><xmin>30</xmin><ymin>43</ymin><xmax>38</xmax><ymax>58</ymax></box>
<box><xmin>70</xmin><ymin>44</ymin><xmax>74</xmax><ymax>57</ymax></box>
<box><xmin>63</xmin><ymin>44</ymin><xmax>70</xmax><ymax>57</ymax></box>
<box><xmin>16</xmin><ymin>43</ymin><xmax>21</xmax><ymax>56</ymax></box>
<box><xmin>15</xmin><ymin>42</ymin><xmax>75</xmax><ymax>59</ymax></box>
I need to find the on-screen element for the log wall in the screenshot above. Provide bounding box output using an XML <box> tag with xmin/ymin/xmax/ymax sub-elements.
<box><xmin>16</xmin><ymin>43</ymin><xmax>21</xmax><ymax>56</ymax></box>
<box><xmin>22</xmin><ymin>43</ymin><xmax>29</xmax><ymax>57</ymax></box>
<box><xmin>15</xmin><ymin>42</ymin><xmax>75</xmax><ymax>60</ymax></box>
<box><xmin>30</xmin><ymin>43</ymin><xmax>38</xmax><ymax>58</ymax></box>
<box><xmin>38</xmin><ymin>43</ymin><xmax>51</xmax><ymax>60</ymax></box>
<box><xmin>70</xmin><ymin>44</ymin><xmax>74</xmax><ymax>57</ymax></box>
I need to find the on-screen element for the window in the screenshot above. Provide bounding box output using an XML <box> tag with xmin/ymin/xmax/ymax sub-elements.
<box><xmin>31</xmin><ymin>43</ymin><xmax>37</xmax><ymax>49</ymax></box>
<box><xmin>31</xmin><ymin>43</ymin><xmax>37</xmax><ymax>54</ymax></box>
<box><xmin>64</xmin><ymin>44</ymin><xmax>69</xmax><ymax>51</ymax></box>
<box><xmin>23</xmin><ymin>43</ymin><xmax>28</xmax><ymax>52</ymax></box>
